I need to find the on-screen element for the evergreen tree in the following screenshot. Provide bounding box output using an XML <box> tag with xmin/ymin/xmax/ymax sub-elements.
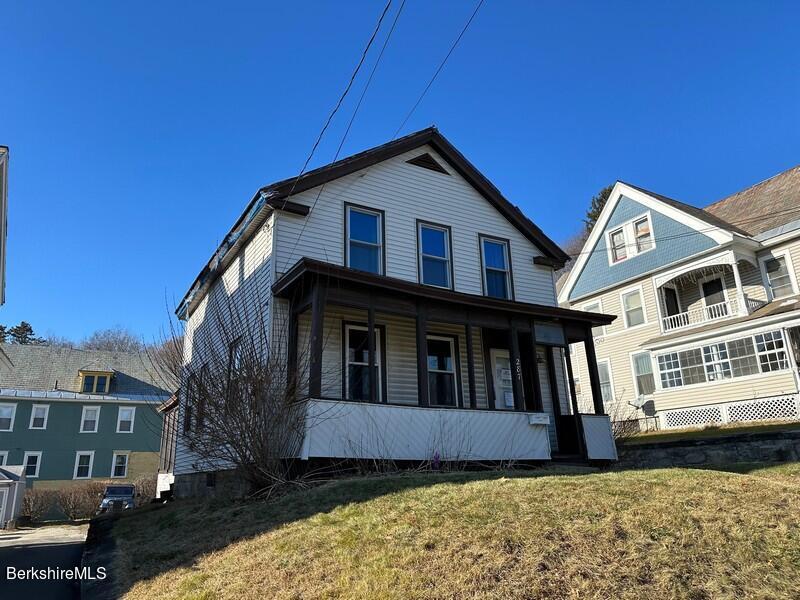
<box><xmin>583</xmin><ymin>184</ymin><xmax>614</xmax><ymax>232</ymax></box>
<box><xmin>7</xmin><ymin>321</ymin><xmax>44</xmax><ymax>345</ymax></box>
<box><xmin>0</xmin><ymin>325</ymin><xmax>6</xmax><ymax>344</ymax></box>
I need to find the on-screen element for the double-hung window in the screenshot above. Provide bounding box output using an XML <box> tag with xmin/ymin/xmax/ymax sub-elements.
<box><xmin>634</xmin><ymin>218</ymin><xmax>653</xmax><ymax>252</ymax></box>
<box><xmin>631</xmin><ymin>352</ymin><xmax>655</xmax><ymax>397</ymax></box>
<box><xmin>80</xmin><ymin>406</ymin><xmax>100</xmax><ymax>433</ymax></box>
<box><xmin>346</xmin><ymin>205</ymin><xmax>383</xmax><ymax>275</ymax></box>
<box><xmin>427</xmin><ymin>336</ymin><xmax>458</xmax><ymax>407</ymax></box>
<box><xmin>702</xmin><ymin>343</ymin><xmax>731</xmax><ymax>381</ymax></box>
<box><xmin>344</xmin><ymin>324</ymin><xmax>382</xmax><ymax>402</ymax></box>
<box><xmin>607</xmin><ymin>214</ymin><xmax>654</xmax><ymax>265</ymax></box>
<box><xmin>755</xmin><ymin>331</ymin><xmax>788</xmax><ymax>372</ymax></box>
<box><xmin>73</xmin><ymin>451</ymin><xmax>94</xmax><ymax>480</ymax></box>
<box><xmin>117</xmin><ymin>407</ymin><xmax>135</xmax><ymax>433</ymax></box>
<box><xmin>29</xmin><ymin>404</ymin><xmax>49</xmax><ymax>430</ymax></box>
<box><xmin>111</xmin><ymin>452</ymin><xmax>129</xmax><ymax>478</ymax></box>
<box><xmin>610</xmin><ymin>229</ymin><xmax>627</xmax><ymax>263</ymax></box>
<box><xmin>23</xmin><ymin>451</ymin><xmax>42</xmax><ymax>478</ymax></box>
<box><xmin>480</xmin><ymin>237</ymin><xmax>511</xmax><ymax>299</ymax></box>
<box><xmin>0</xmin><ymin>403</ymin><xmax>16</xmax><ymax>432</ymax></box>
<box><xmin>597</xmin><ymin>361</ymin><xmax>613</xmax><ymax>405</ymax></box>
<box><xmin>621</xmin><ymin>289</ymin><xmax>645</xmax><ymax>327</ymax></box>
<box><xmin>764</xmin><ymin>256</ymin><xmax>795</xmax><ymax>299</ymax></box>
<box><xmin>418</xmin><ymin>223</ymin><xmax>452</xmax><ymax>288</ymax></box>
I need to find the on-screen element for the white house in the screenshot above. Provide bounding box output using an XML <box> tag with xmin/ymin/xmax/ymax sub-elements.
<box><xmin>171</xmin><ymin>128</ymin><xmax>617</xmax><ymax>495</ymax></box>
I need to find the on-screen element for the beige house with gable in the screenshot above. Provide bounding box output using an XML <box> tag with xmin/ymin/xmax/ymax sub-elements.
<box><xmin>559</xmin><ymin>165</ymin><xmax>800</xmax><ymax>430</ymax></box>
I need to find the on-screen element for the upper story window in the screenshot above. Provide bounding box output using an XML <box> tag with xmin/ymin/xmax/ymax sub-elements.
<box><xmin>117</xmin><ymin>406</ymin><xmax>135</xmax><ymax>433</ymax></box>
<box><xmin>762</xmin><ymin>254</ymin><xmax>797</xmax><ymax>299</ymax></box>
<box><xmin>607</xmin><ymin>213</ymin><xmax>655</xmax><ymax>265</ymax></box>
<box><xmin>346</xmin><ymin>204</ymin><xmax>383</xmax><ymax>275</ymax></box>
<box><xmin>621</xmin><ymin>288</ymin><xmax>645</xmax><ymax>328</ymax></box>
<box><xmin>480</xmin><ymin>236</ymin><xmax>512</xmax><ymax>299</ymax></box>
<box><xmin>80</xmin><ymin>371</ymin><xmax>112</xmax><ymax>394</ymax></box>
<box><xmin>0</xmin><ymin>403</ymin><xmax>16</xmax><ymax>431</ymax></box>
<box><xmin>418</xmin><ymin>222</ymin><xmax>452</xmax><ymax>289</ymax></box>
<box><xmin>29</xmin><ymin>404</ymin><xmax>49</xmax><ymax>430</ymax></box>
<box><xmin>80</xmin><ymin>406</ymin><xmax>101</xmax><ymax>433</ymax></box>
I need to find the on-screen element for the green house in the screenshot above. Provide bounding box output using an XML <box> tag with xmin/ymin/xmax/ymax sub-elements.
<box><xmin>0</xmin><ymin>345</ymin><xmax>172</xmax><ymax>488</ymax></box>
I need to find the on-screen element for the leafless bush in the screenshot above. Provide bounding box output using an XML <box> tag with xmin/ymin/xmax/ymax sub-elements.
<box><xmin>21</xmin><ymin>489</ymin><xmax>58</xmax><ymax>521</ymax></box>
<box><xmin>56</xmin><ymin>482</ymin><xmax>107</xmax><ymax>520</ymax></box>
<box><xmin>132</xmin><ymin>475</ymin><xmax>157</xmax><ymax>504</ymax></box>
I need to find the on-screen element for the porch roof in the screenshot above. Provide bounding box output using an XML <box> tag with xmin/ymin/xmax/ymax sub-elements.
<box><xmin>273</xmin><ymin>258</ymin><xmax>615</xmax><ymax>327</ymax></box>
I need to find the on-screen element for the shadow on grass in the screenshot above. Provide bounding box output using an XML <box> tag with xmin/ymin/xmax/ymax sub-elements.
<box><xmin>109</xmin><ymin>466</ymin><xmax>594</xmax><ymax>596</ymax></box>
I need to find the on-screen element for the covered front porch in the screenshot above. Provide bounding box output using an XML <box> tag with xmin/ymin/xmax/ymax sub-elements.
<box><xmin>273</xmin><ymin>258</ymin><xmax>617</xmax><ymax>462</ymax></box>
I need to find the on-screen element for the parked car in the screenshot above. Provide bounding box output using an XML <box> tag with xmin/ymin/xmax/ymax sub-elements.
<box><xmin>97</xmin><ymin>484</ymin><xmax>138</xmax><ymax>514</ymax></box>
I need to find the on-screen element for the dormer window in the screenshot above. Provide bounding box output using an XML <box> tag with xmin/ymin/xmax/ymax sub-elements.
<box><xmin>79</xmin><ymin>371</ymin><xmax>113</xmax><ymax>394</ymax></box>
<box><xmin>606</xmin><ymin>213</ymin><xmax>655</xmax><ymax>265</ymax></box>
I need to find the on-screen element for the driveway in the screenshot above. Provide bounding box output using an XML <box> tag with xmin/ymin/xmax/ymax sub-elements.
<box><xmin>0</xmin><ymin>523</ymin><xmax>89</xmax><ymax>600</ymax></box>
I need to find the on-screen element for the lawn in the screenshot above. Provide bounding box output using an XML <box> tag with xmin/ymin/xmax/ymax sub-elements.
<box><xmin>112</xmin><ymin>465</ymin><xmax>800</xmax><ymax>599</ymax></box>
<box><xmin>622</xmin><ymin>420</ymin><xmax>800</xmax><ymax>445</ymax></box>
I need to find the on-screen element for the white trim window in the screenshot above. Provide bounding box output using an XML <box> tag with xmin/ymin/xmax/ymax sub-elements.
<box><xmin>480</xmin><ymin>236</ymin><xmax>512</xmax><ymax>299</ymax></box>
<box><xmin>606</xmin><ymin>212</ymin><xmax>655</xmax><ymax>265</ymax></box>
<box><xmin>23</xmin><ymin>451</ymin><xmax>42</xmax><ymax>478</ymax></box>
<box><xmin>80</xmin><ymin>406</ymin><xmax>101</xmax><ymax>433</ymax></box>
<box><xmin>702</xmin><ymin>343</ymin><xmax>731</xmax><ymax>382</ymax></box>
<box><xmin>0</xmin><ymin>450</ymin><xmax>7</xmax><ymax>466</ymax></box>
<box><xmin>762</xmin><ymin>254</ymin><xmax>797</xmax><ymax>300</ymax></box>
<box><xmin>0</xmin><ymin>403</ymin><xmax>16</xmax><ymax>432</ymax></box>
<box><xmin>621</xmin><ymin>288</ymin><xmax>646</xmax><ymax>328</ymax></box>
<box><xmin>755</xmin><ymin>331</ymin><xmax>789</xmax><ymax>372</ymax></box>
<box><xmin>116</xmin><ymin>407</ymin><xmax>136</xmax><ymax>433</ymax></box>
<box><xmin>631</xmin><ymin>352</ymin><xmax>655</xmax><ymax>398</ymax></box>
<box><xmin>427</xmin><ymin>335</ymin><xmax>459</xmax><ymax>407</ymax></box>
<box><xmin>29</xmin><ymin>404</ymin><xmax>50</xmax><ymax>430</ymax></box>
<box><xmin>418</xmin><ymin>223</ymin><xmax>452</xmax><ymax>289</ymax></box>
<box><xmin>111</xmin><ymin>452</ymin><xmax>129</xmax><ymax>478</ymax></box>
<box><xmin>657</xmin><ymin>353</ymin><xmax>682</xmax><ymax>388</ymax></box>
<box><xmin>583</xmin><ymin>301</ymin><xmax>605</xmax><ymax>337</ymax></box>
<box><xmin>346</xmin><ymin>205</ymin><xmax>383</xmax><ymax>275</ymax></box>
<box><xmin>344</xmin><ymin>324</ymin><xmax>383</xmax><ymax>402</ymax></box>
<box><xmin>597</xmin><ymin>360</ymin><xmax>613</xmax><ymax>405</ymax></box>
<box><xmin>73</xmin><ymin>451</ymin><xmax>94</xmax><ymax>480</ymax></box>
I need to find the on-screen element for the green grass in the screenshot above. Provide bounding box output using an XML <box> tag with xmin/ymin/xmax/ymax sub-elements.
<box><xmin>112</xmin><ymin>464</ymin><xmax>800</xmax><ymax>599</ymax></box>
<box><xmin>622</xmin><ymin>420</ymin><xmax>800</xmax><ymax>445</ymax></box>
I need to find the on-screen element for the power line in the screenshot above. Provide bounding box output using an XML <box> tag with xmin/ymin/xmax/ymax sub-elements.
<box><xmin>393</xmin><ymin>0</ymin><xmax>485</xmax><ymax>138</ymax></box>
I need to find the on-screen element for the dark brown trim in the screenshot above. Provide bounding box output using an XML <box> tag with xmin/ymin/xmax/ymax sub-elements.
<box><xmin>367</xmin><ymin>301</ymin><xmax>376</xmax><ymax>403</ymax></box>
<box><xmin>529</xmin><ymin>320</ymin><xmax>544</xmax><ymax>412</ymax></box>
<box><xmin>263</xmin><ymin>197</ymin><xmax>310</xmax><ymax>216</ymax></box>
<box><xmin>425</xmin><ymin>331</ymin><xmax>464</xmax><ymax>408</ymax></box>
<box><xmin>583</xmin><ymin>327</ymin><xmax>606</xmax><ymax>415</ymax></box>
<box><xmin>406</xmin><ymin>152</ymin><xmax>450</xmax><ymax>175</ymax></box>
<box><xmin>344</xmin><ymin>202</ymin><xmax>387</xmax><ymax>277</ymax></box>
<box><xmin>478</xmin><ymin>234</ymin><xmax>516</xmax><ymax>302</ymax></box>
<box><xmin>308</xmin><ymin>279</ymin><xmax>327</xmax><ymax>398</ymax></box>
<box><xmin>416</xmin><ymin>219</ymin><xmax>455</xmax><ymax>290</ymax></box>
<box><xmin>416</xmin><ymin>303</ymin><xmax>430</xmax><ymax>407</ymax></box>
<box><xmin>533</xmin><ymin>256</ymin><xmax>562</xmax><ymax>268</ymax></box>
<box><xmin>341</xmin><ymin>320</ymin><xmax>388</xmax><ymax>403</ymax></box>
<box><xmin>481</xmin><ymin>331</ymin><xmax>496</xmax><ymax>410</ymax></box>
<box><xmin>465</xmin><ymin>319</ymin><xmax>477</xmax><ymax>409</ymax></box>
<box><xmin>508</xmin><ymin>321</ymin><xmax>524</xmax><ymax>411</ymax></box>
<box><xmin>563</xmin><ymin>347</ymin><xmax>588</xmax><ymax>458</ymax></box>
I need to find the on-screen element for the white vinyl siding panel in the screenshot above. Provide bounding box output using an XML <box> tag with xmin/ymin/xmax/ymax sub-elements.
<box><xmin>273</xmin><ymin>145</ymin><xmax>556</xmax><ymax>305</ymax></box>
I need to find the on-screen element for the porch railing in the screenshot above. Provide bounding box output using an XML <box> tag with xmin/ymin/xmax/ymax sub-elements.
<box><xmin>661</xmin><ymin>298</ymin><xmax>738</xmax><ymax>332</ymax></box>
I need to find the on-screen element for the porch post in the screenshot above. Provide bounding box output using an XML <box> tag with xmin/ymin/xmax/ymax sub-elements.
<box><xmin>564</xmin><ymin>344</ymin><xmax>588</xmax><ymax>458</ymax></box>
<box><xmin>287</xmin><ymin>300</ymin><xmax>299</xmax><ymax>379</ymax></box>
<box><xmin>731</xmin><ymin>259</ymin><xmax>748</xmax><ymax>316</ymax></box>
<box><xmin>583</xmin><ymin>327</ymin><xmax>605</xmax><ymax>415</ymax></box>
<box><xmin>465</xmin><ymin>316</ymin><xmax>477</xmax><ymax>409</ymax></box>
<box><xmin>308</xmin><ymin>277</ymin><xmax>327</xmax><ymax>398</ymax></box>
<box><xmin>545</xmin><ymin>347</ymin><xmax>562</xmax><ymax>419</ymax></box>
<box><xmin>367</xmin><ymin>296</ymin><xmax>377</xmax><ymax>403</ymax></box>
<box><xmin>416</xmin><ymin>302</ymin><xmax>430</xmax><ymax>407</ymax></box>
<box><xmin>508</xmin><ymin>320</ymin><xmax>525</xmax><ymax>411</ymax></box>
<box><xmin>529</xmin><ymin>320</ymin><xmax>543</xmax><ymax>412</ymax></box>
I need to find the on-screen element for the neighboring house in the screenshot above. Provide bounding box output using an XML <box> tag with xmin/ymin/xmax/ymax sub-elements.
<box><xmin>173</xmin><ymin>127</ymin><xmax>617</xmax><ymax>494</ymax></box>
<box><xmin>0</xmin><ymin>145</ymin><xmax>7</xmax><ymax>305</ymax></box>
<box><xmin>0</xmin><ymin>466</ymin><xmax>25</xmax><ymax>528</ymax></box>
<box><xmin>559</xmin><ymin>165</ymin><xmax>800</xmax><ymax>431</ymax></box>
<box><xmin>0</xmin><ymin>345</ymin><xmax>170</xmax><ymax>488</ymax></box>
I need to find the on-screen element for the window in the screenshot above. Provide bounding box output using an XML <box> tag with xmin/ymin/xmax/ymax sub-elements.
<box><xmin>183</xmin><ymin>374</ymin><xmax>195</xmax><ymax>433</ymax></box>
<box><xmin>755</xmin><ymin>331</ymin><xmax>788</xmax><ymax>372</ymax></box>
<box><xmin>418</xmin><ymin>223</ymin><xmax>452</xmax><ymax>288</ymax></box>
<box><xmin>597</xmin><ymin>361</ymin><xmax>613</xmax><ymax>405</ymax></box>
<box><xmin>427</xmin><ymin>336</ymin><xmax>458</xmax><ymax>406</ymax></box>
<box><xmin>657</xmin><ymin>353</ymin><xmax>682</xmax><ymax>388</ymax></box>
<box><xmin>73</xmin><ymin>451</ymin><xmax>94</xmax><ymax>480</ymax></box>
<box><xmin>622</xmin><ymin>289</ymin><xmax>645</xmax><ymax>327</ymax></box>
<box><xmin>81</xmin><ymin>372</ymin><xmax>111</xmax><ymax>394</ymax></box>
<box><xmin>583</xmin><ymin>301</ymin><xmax>605</xmax><ymax>337</ymax></box>
<box><xmin>23</xmin><ymin>452</ymin><xmax>42</xmax><ymax>478</ymax></box>
<box><xmin>111</xmin><ymin>452</ymin><xmax>129</xmax><ymax>478</ymax></box>
<box><xmin>700</xmin><ymin>276</ymin><xmax>726</xmax><ymax>308</ymax></box>
<box><xmin>0</xmin><ymin>403</ymin><xmax>16</xmax><ymax>432</ymax></box>
<box><xmin>29</xmin><ymin>404</ymin><xmax>49</xmax><ymax>430</ymax></box>
<box><xmin>631</xmin><ymin>353</ymin><xmax>655</xmax><ymax>397</ymax></box>
<box><xmin>634</xmin><ymin>217</ymin><xmax>653</xmax><ymax>252</ymax></box>
<box><xmin>764</xmin><ymin>256</ymin><xmax>795</xmax><ymax>299</ymax></box>
<box><xmin>678</xmin><ymin>348</ymin><xmax>706</xmax><ymax>385</ymax></box>
<box><xmin>0</xmin><ymin>451</ymin><xmax>7</xmax><ymax>466</ymax></box>
<box><xmin>728</xmin><ymin>337</ymin><xmax>760</xmax><ymax>377</ymax></box>
<box><xmin>610</xmin><ymin>228</ymin><xmax>627</xmax><ymax>263</ymax></box>
<box><xmin>346</xmin><ymin>205</ymin><xmax>383</xmax><ymax>274</ymax></box>
<box><xmin>80</xmin><ymin>406</ymin><xmax>100</xmax><ymax>433</ymax></box>
<box><xmin>480</xmin><ymin>237</ymin><xmax>511</xmax><ymax>299</ymax></box>
<box><xmin>345</xmin><ymin>325</ymin><xmax>382</xmax><ymax>402</ymax></box>
<box><xmin>228</xmin><ymin>338</ymin><xmax>243</xmax><ymax>380</ymax></box>
<box><xmin>702</xmin><ymin>343</ymin><xmax>731</xmax><ymax>382</ymax></box>
<box><xmin>117</xmin><ymin>407</ymin><xmax>135</xmax><ymax>433</ymax></box>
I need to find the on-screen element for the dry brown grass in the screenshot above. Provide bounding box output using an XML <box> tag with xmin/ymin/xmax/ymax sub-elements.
<box><xmin>113</xmin><ymin>465</ymin><xmax>800</xmax><ymax>600</ymax></box>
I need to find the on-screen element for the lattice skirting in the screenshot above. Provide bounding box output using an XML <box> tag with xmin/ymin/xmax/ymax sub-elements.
<box><xmin>661</xmin><ymin>394</ymin><xmax>800</xmax><ymax>430</ymax></box>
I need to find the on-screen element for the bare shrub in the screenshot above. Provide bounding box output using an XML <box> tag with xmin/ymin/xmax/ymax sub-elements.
<box><xmin>132</xmin><ymin>475</ymin><xmax>157</xmax><ymax>504</ymax></box>
<box><xmin>56</xmin><ymin>481</ymin><xmax>107</xmax><ymax>520</ymax></box>
<box><xmin>21</xmin><ymin>489</ymin><xmax>58</xmax><ymax>521</ymax></box>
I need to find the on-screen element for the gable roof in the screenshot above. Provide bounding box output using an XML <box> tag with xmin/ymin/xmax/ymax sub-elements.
<box><xmin>704</xmin><ymin>164</ymin><xmax>800</xmax><ymax>236</ymax></box>
<box><xmin>0</xmin><ymin>345</ymin><xmax>173</xmax><ymax>399</ymax></box>
<box><xmin>177</xmin><ymin>127</ymin><xmax>569</xmax><ymax>318</ymax></box>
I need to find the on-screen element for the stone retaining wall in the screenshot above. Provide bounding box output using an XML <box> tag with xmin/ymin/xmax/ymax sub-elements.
<box><xmin>617</xmin><ymin>430</ymin><xmax>800</xmax><ymax>468</ymax></box>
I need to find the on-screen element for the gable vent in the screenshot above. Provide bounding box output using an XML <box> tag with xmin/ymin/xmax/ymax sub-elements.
<box><xmin>406</xmin><ymin>153</ymin><xmax>449</xmax><ymax>175</ymax></box>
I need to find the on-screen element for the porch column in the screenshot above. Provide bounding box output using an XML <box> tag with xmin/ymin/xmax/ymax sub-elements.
<box><xmin>367</xmin><ymin>297</ymin><xmax>377</xmax><ymax>403</ymax></box>
<box><xmin>465</xmin><ymin>316</ymin><xmax>477</xmax><ymax>409</ymax></box>
<box><xmin>564</xmin><ymin>345</ymin><xmax>588</xmax><ymax>458</ymax></box>
<box><xmin>583</xmin><ymin>327</ymin><xmax>605</xmax><ymax>415</ymax></box>
<box><xmin>508</xmin><ymin>320</ymin><xmax>525</xmax><ymax>412</ymax></box>
<box><xmin>545</xmin><ymin>347</ymin><xmax>562</xmax><ymax>419</ymax></box>
<box><xmin>308</xmin><ymin>277</ymin><xmax>327</xmax><ymax>398</ymax></box>
<box><xmin>416</xmin><ymin>303</ymin><xmax>430</xmax><ymax>407</ymax></box>
<box><xmin>287</xmin><ymin>301</ymin><xmax>299</xmax><ymax>380</ymax></box>
<box><xmin>731</xmin><ymin>260</ymin><xmax>748</xmax><ymax>316</ymax></box>
<box><xmin>529</xmin><ymin>320</ymin><xmax>543</xmax><ymax>412</ymax></box>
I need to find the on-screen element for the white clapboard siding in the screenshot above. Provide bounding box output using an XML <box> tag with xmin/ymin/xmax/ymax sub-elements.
<box><xmin>273</xmin><ymin>144</ymin><xmax>557</xmax><ymax>306</ymax></box>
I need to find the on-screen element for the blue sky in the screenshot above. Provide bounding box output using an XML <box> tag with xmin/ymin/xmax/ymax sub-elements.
<box><xmin>1</xmin><ymin>1</ymin><xmax>798</xmax><ymax>341</ymax></box>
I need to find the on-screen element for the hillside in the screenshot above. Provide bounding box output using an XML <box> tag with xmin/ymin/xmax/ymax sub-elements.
<box><xmin>112</xmin><ymin>465</ymin><xmax>800</xmax><ymax>599</ymax></box>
